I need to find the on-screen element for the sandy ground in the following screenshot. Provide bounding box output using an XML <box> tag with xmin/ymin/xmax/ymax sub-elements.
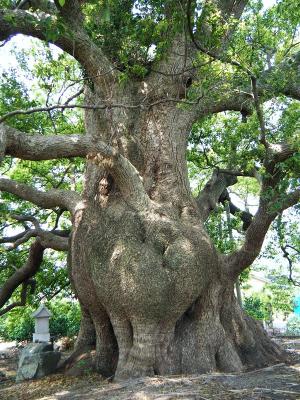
<box><xmin>0</xmin><ymin>338</ymin><xmax>299</xmax><ymax>400</ymax></box>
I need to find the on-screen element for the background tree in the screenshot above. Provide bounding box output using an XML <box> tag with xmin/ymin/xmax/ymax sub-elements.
<box><xmin>0</xmin><ymin>0</ymin><xmax>299</xmax><ymax>379</ymax></box>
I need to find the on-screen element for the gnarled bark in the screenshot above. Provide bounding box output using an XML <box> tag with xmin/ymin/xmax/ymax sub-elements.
<box><xmin>64</xmin><ymin>91</ymin><xmax>289</xmax><ymax>378</ymax></box>
<box><xmin>0</xmin><ymin>0</ymin><xmax>297</xmax><ymax>380</ymax></box>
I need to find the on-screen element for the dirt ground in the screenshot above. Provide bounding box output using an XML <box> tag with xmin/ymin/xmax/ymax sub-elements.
<box><xmin>0</xmin><ymin>338</ymin><xmax>299</xmax><ymax>400</ymax></box>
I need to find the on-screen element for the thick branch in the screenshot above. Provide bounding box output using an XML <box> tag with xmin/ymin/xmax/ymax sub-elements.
<box><xmin>197</xmin><ymin>170</ymin><xmax>253</xmax><ymax>229</ymax></box>
<box><xmin>225</xmin><ymin>189</ymin><xmax>300</xmax><ymax>278</ymax></box>
<box><xmin>16</xmin><ymin>0</ymin><xmax>56</xmax><ymax>13</ymax></box>
<box><xmin>1</xmin><ymin>124</ymin><xmax>95</xmax><ymax>160</ymax></box>
<box><xmin>0</xmin><ymin>178</ymin><xmax>79</xmax><ymax>213</ymax></box>
<box><xmin>36</xmin><ymin>230</ymin><xmax>69</xmax><ymax>251</ymax></box>
<box><xmin>196</xmin><ymin>170</ymin><xmax>238</xmax><ymax>220</ymax></box>
<box><xmin>0</xmin><ymin>281</ymin><xmax>32</xmax><ymax>316</ymax></box>
<box><xmin>216</xmin><ymin>0</ymin><xmax>249</xmax><ymax>19</ymax></box>
<box><xmin>268</xmin><ymin>142</ymin><xmax>297</xmax><ymax>164</ymax></box>
<box><xmin>1</xmin><ymin>124</ymin><xmax>150</xmax><ymax>212</ymax></box>
<box><xmin>0</xmin><ymin>240</ymin><xmax>44</xmax><ymax>310</ymax></box>
<box><xmin>0</xmin><ymin>9</ymin><xmax>118</xmax><ymax>88</ymax></box>
<box><xmin>279</xmin><ymin>189</ymin><xmax>300</xmax><ymax>211</ymax></box>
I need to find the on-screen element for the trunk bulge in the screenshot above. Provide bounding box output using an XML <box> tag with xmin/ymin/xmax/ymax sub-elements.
<box><xmin>67</xmin><ymin>88</ymin><xmax>287</xmax><ymax>379</ymax></box>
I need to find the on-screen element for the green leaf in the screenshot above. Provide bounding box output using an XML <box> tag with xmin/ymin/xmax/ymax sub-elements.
<box><xmin>58</xmin><ymin>0</ymin><xmax>65</xmax><ymax>7</ymax></box>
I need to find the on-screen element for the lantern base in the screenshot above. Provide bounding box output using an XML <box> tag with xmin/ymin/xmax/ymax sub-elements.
<box><xmin>33</xmin><ymin>333</ymin><xmax>50</xmax><ymax>343</ymax></box>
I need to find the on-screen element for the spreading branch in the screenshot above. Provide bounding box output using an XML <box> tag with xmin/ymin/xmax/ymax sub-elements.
<box><xmin>1</xmin><ymin>124</ymin><xmax>151</xmax><ymax>212</ymax></box>
<box><xmin>196</xmin><ymin>170</ymin><xmax>253</xmax><ymax>229</ymax></box>
<box><xmin>225</xmin><ymin>188</ymin><xmax>300</xmax><ymax>278</ymax></box>
<box><xmin>0</xmin><ymin>8</ymin><xmax>118</xmax><ymax>89</ymax></box>
<box><xmin>0</xmin><ymin>240</ymin><xmax>44</xmax><ymax>313</ymax></box>
<box><xmin>1</xmin><ymin>214</ymin><xmax>70</xmax><ymax>251</ymax></box>
<box><xmin>0</xmin><ymin>96</ymin><xmax>214</xmax><ymax>125</ymax></box>
<box><xmin>0</xmin><ymin>177</ymin><xmax>80</xmax><ymax>214</ymax></box>
<box><xmin>0</xmin><ymin>280</ymin><xmax>34</xmax><ymax>316</ymax></box>
<box><xmin>276</xmin><ymin>215</ymin><xmax>300</xmax><ymax>286</ymax></box>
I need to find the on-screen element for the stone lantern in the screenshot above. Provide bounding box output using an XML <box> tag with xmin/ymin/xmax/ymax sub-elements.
<box><xmin>31</xmin><ymin>305</ymin><xmax>52</xmax><ymax>343</ymax></box>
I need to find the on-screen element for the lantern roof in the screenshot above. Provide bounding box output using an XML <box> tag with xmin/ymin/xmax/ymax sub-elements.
<box><xmin>31</xmin><ymin>304</ymin><xmax>52</xmax><ymax>318</ymax></box>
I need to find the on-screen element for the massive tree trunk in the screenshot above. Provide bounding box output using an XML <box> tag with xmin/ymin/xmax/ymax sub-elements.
<box><xmin>68</xmin><ymin>85</ymin><xmax>286</xmax><ymax>379</ymax></box>
<box><xmin>0</xmin><ymin>0</ymin><xmax>298</xmax><ymax>381</ymax></box>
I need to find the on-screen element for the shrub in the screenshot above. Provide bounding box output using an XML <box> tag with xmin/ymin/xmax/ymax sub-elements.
<box><xmin>48</xmin><ymin>300</ymin><xmax>81</xmax><ymax>338</ymax></box>
<box><xmin>0</xmin><ymin>307</ymin><xmax>34</xmax><ymax>341</ymax></box>
<box><xmin>243</xmin><ymin>295</ymin><xmax>271</xmax><ymax>321</ymax></box>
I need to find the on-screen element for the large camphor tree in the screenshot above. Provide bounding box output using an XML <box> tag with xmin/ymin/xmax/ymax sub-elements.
<box><xmin>0</xmin><ymin>0</ymin><xmax>299</xmax><ymax>379</ymax></box>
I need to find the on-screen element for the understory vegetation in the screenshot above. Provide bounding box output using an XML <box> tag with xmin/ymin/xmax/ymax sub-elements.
<box><xmin>0</xmin><ymin>300</ymin><xmax>80</xmax><ymax>341</ymax></box>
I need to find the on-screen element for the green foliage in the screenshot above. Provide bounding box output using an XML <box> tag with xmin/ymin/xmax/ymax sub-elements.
<box><xmin>243</xmin><ymin>295</ymin><xmax>272</xmax><ymax>321</ymax></box>
<box><xmin>286</xmin><ymin>315</ymin><xmax>300</xmax><ymax>335</ymax></box>
<box><xmin>48</xmin><ymin>300</ymin><xmax>81</xmax><ymax>338</ymax></box>
<box><xmin>0</xmin><ymin>300</ymin><xmax>81</xmax><ymax>341</ymax></box>
<box><xmin>81</xmin><ymin>0</ymin><xmax>183</xmax><ymax>77</ymax></box>
<box><xmin>0</xmin><ymin>307</ymin><xmax>34</xmax><ymax>341</ymax></box>
<box><xmin>0</xmin><ymin>42</ymin><xmax>85</xmax><ymax>312</ymax></box>
<box><xmin>265</xmin><ymin>277</ymin><xmax>295</xmax><ymax>314</ymax></box>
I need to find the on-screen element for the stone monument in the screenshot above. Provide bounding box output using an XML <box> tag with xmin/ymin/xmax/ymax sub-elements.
<box><xmin>16</xmin><ymin>343</ymin><xmax>61</xmax><ymax>382</ymax></box>
<box><xmin>16</xmin><ymin>304</ymin><xmax>61</xmax><ymax>382</ymax></box>
<box><xmin>32</xmin><ymin>304</ymin><xmax>51</xmax><ymax>343</ymax></box>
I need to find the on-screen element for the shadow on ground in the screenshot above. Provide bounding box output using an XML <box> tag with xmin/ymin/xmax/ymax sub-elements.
<box><xmin>0</xmin><ymin>338</ymin><xmax>299</xmax><ymax>400</ymax></box>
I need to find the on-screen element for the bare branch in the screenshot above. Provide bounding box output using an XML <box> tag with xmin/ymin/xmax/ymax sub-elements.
<box><xmin>0</xmin><ymin>96</ymin><xmax>211</xmax><ymax>124</ymax></box>
<box><xmin>8</xmin><ymin>229</ymin><xmax>38</xmax><ymax>249</ymax></box>
<box><xmin>276</xmin><ymin>215</ymin><xmax>300</xmax><ymax>286</ymax></box>
<box><xmin>11</xmin><ymin>213</ymin><xmax>40</xmax><ymax>229</ymax></box>
<box><xmin>0</xmin><ymin>103</ymin><xmax>139</xmax><ymax>124</ymax></box>
<box><xmin>38</xmin><ymin>280</ymin><xmax>70</xmax><ymax>302</ymax></box>
<box><xmin>0</xmin><ymin>229</ymin><xmax>30</xmax><ymax>244</ymax></box>
<box><xmin>0</xmin><ymin>93</ymin><xmax>227</xmax><ymax>124</ymax></box>
<box><xmin>280</xmin><ymin>244</ymin><xmax>300</xmax><ymax>286</ymax></box>
<box><xmin>1</xmin><ymin>227</ymin><xmax>69</xmax><ymax>251</ymax></box>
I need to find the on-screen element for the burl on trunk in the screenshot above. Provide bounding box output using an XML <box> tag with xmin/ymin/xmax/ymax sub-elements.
<box><xmin>69</xmin><ymin>96</ymin><xmax>286</xmax><ymax>379</ymax></box>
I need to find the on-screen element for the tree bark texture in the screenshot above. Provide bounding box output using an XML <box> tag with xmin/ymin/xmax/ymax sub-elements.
<box><xmin>68</xmin><ymin>84</ymin><xmax>287</xmax><ymax>379</ymax></box>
